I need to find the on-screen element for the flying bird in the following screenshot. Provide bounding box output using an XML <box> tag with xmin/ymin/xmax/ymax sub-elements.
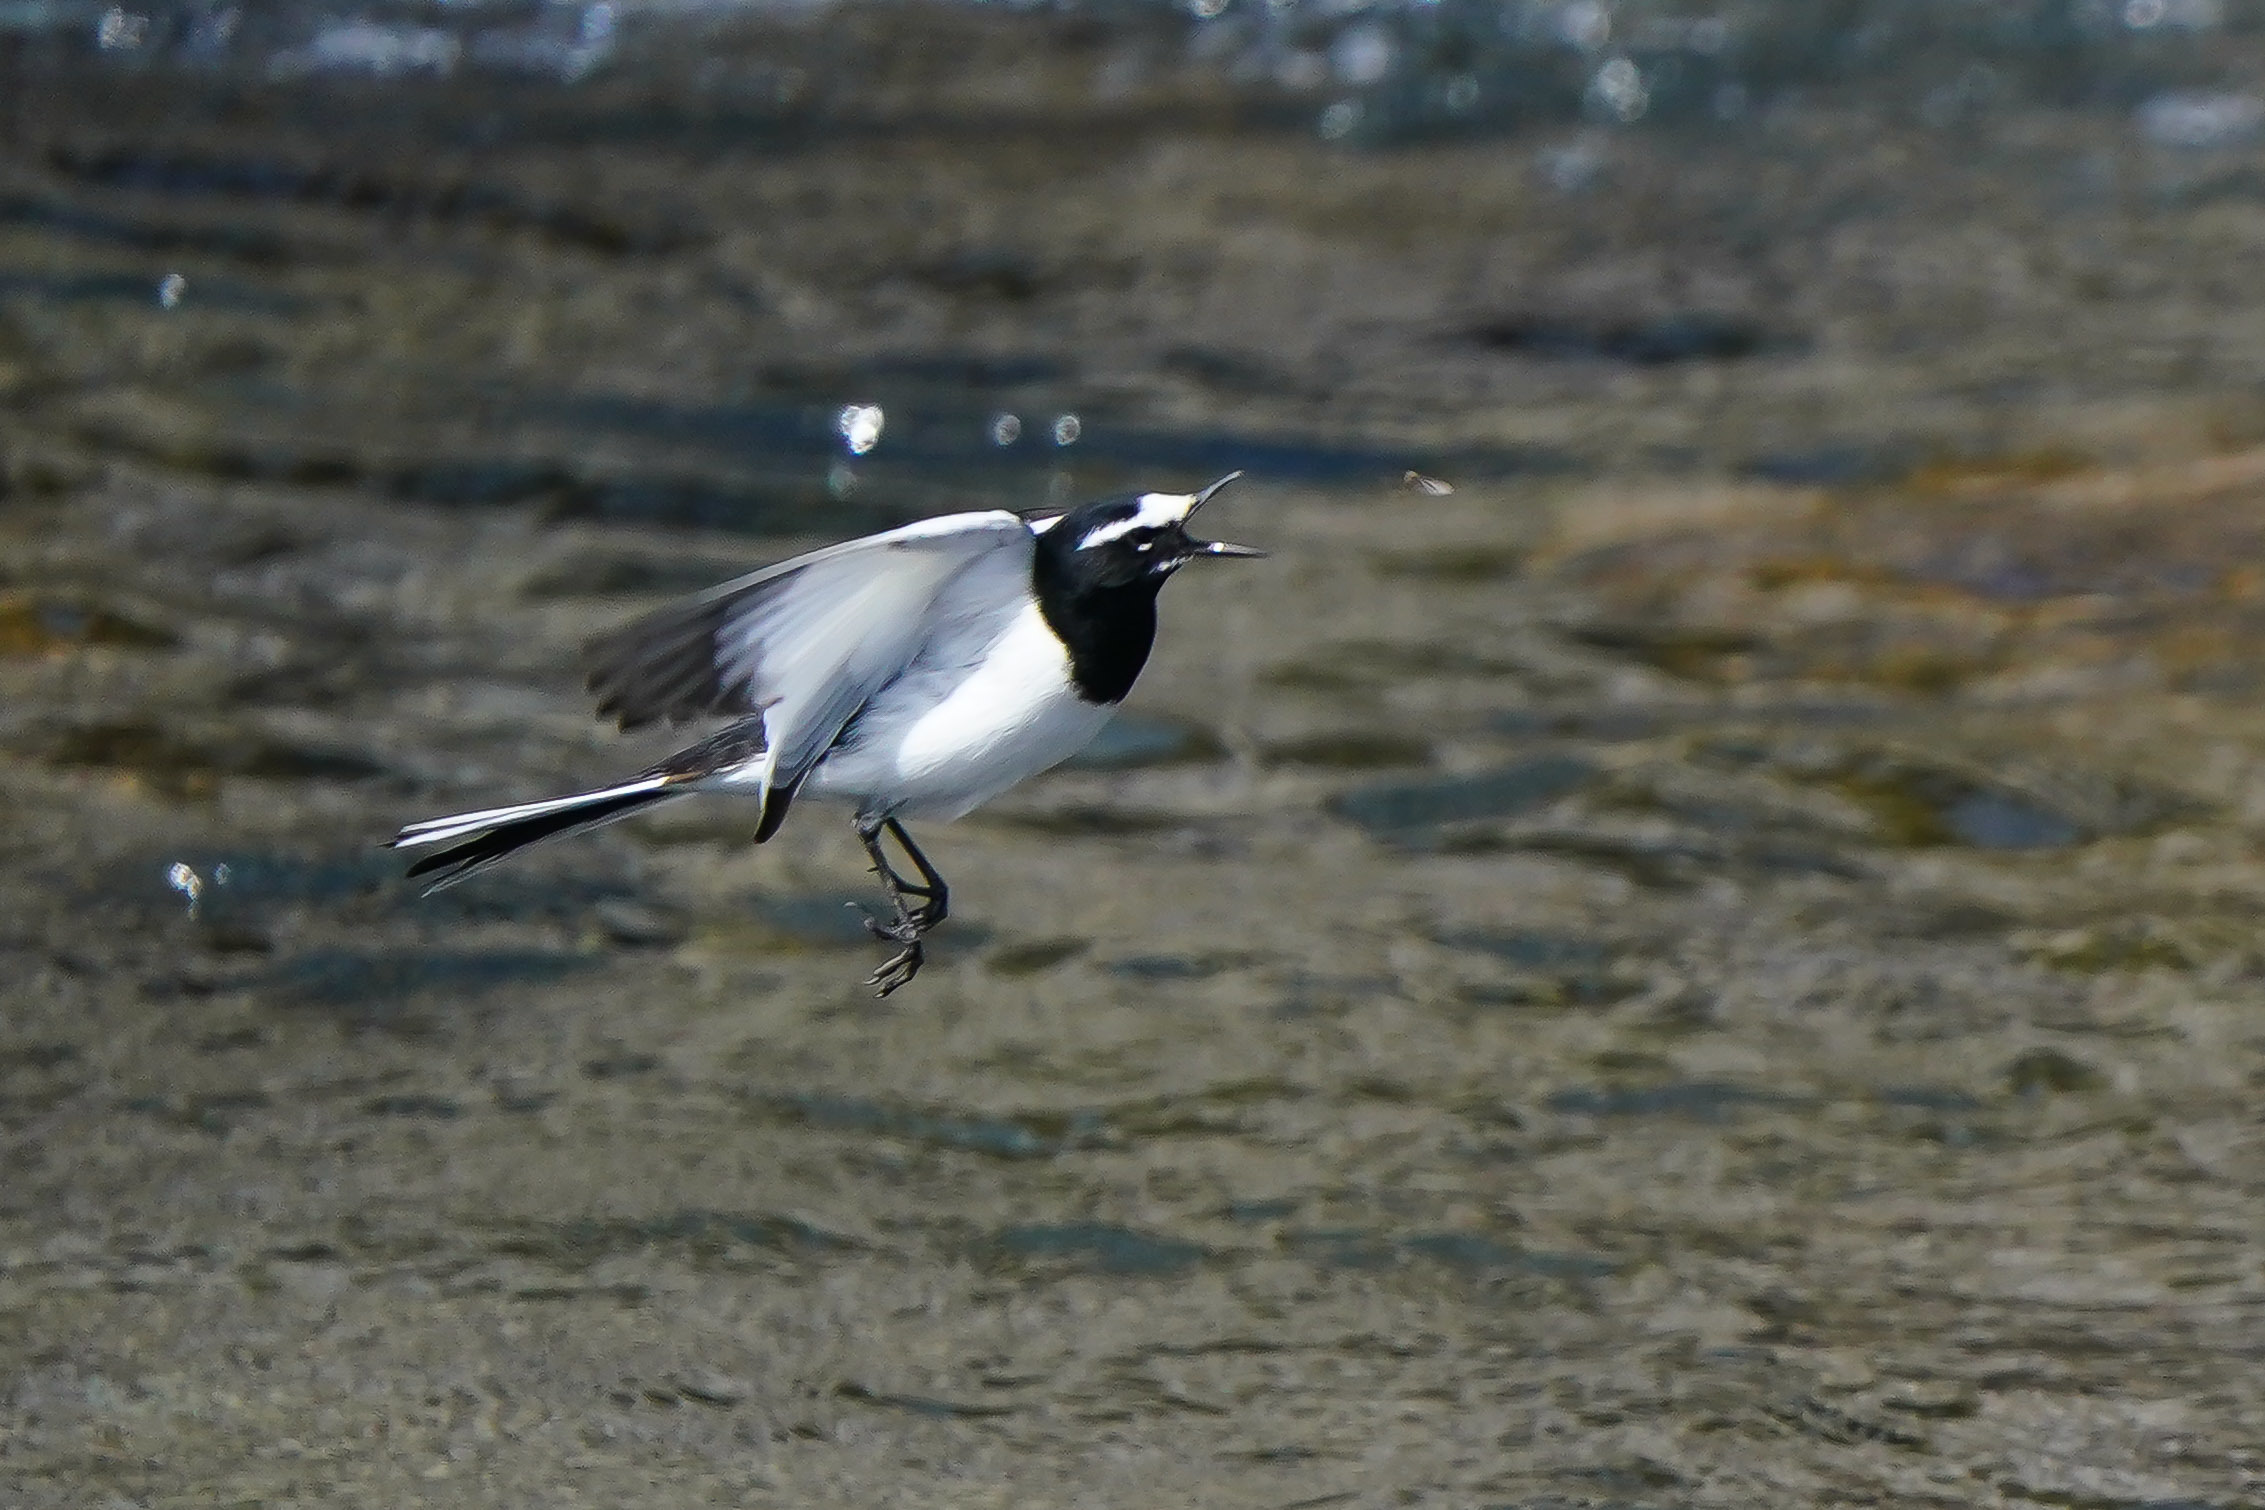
<box><xmin>391</xmin><ymin>472</ymin><xmax>1261</xmax><ymax>994</ymax></box>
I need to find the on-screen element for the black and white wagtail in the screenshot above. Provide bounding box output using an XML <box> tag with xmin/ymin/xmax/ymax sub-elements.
<box><xmin>391</xmin><ymin>472</ymin><xmax>1262</xmax><ymax>994</ymax></box>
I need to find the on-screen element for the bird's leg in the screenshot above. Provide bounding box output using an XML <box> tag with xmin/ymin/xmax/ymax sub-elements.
<box><xmin>880</xmin><ymin>818</ymin><xmax>949</xmax><ymax>929</ymax></box>
<box><xmin>852</xmin><ymin>816</ymin><xmax>950</xmax><ymax>996</ymax></box>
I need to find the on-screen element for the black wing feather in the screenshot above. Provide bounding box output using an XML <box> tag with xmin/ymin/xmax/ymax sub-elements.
<box><xmin>582</xmin><ymin>592</ymin><xmax>749</xmax><ymax>729</ymax></box>
<box><xmin>581</xmin><ymin>551</ymin><xmax>847</xmax><ymax>729</ymax></box>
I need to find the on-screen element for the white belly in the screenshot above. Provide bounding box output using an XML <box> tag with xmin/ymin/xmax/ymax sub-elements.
<box><xmin>805</xmin><ymin>601</ymin><xmax>1113</xmax><ymax>820</ymax></box>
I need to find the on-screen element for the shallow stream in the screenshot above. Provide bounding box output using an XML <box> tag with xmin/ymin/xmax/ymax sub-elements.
<box><xmin>5</xmin><ymin>13</ymin><xmax>2265</xmax><ymax>1505</ymax></box>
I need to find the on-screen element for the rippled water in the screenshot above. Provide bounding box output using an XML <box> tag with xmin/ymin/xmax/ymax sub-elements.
<box><xmin>7</xmin><ymin>7</ymin><xmax>2265</xmax><ymax>1508</ymax></box>
<box><xmin>13</xmin><ymin>0</ymin><xmax>2265</xmax><ymax>144</ymax></box>
<box><xmin>30</xmin><ymin>0</ymin><xmax>2265</xmax><ymax>84</ymax></box>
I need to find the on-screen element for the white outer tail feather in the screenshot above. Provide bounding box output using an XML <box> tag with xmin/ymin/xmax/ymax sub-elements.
<box><xmin>391</xmin><ymin>777</ymin><xmax>673</xmax><ymax>850</ymax></box>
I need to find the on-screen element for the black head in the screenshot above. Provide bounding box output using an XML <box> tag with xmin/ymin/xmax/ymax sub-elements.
<box><xmin>1037</xmin><ymin>471</ymin><xmax>1263</xmax><ymax>591</ymax></box>
<box><xmin>1030</xmin><ymin>472</ymin><xmax>1262</xmax><ymax>703</ymax></box>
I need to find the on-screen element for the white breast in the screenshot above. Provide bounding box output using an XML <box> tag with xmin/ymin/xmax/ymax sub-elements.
<box><xmin>805</xmin><ymin>600</ymin><xmax>1112</xmax><ymax>820</ymax></box>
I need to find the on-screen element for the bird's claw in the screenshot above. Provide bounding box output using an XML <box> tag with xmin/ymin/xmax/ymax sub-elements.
<box><xmin>846</xmin><ymin>901</ymin><xmax>931</xmax><ymax>994</ymax></box>
<box><xmin>868</xmin><ymin>940</ymin><xmax>923</xmax><ymax>996</ymax></box>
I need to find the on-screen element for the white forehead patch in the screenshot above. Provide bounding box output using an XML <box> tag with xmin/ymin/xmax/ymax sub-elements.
<box><xmin>1076</xmin><ymin>492</ymin><xmax>1194</xmax><ymax>552</ymax></box>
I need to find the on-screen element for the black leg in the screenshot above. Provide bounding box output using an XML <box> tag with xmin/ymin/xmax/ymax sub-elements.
<box><xmin>853</xmin><ymin>816</ymin><xmax>950</xmax><ymax>996</ymax></box>
<box><xmin>881</xmin><ymin>818</ymin><xmax>949</xmax><ymax>926</ymax></box>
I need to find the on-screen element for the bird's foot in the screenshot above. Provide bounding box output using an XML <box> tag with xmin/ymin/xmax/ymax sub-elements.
<box><xmin>867</xmin><ymin>938</ymin><xmax>924</xmax><ymax>997</ymax></box>
<box><xmin>849</xmin><ymin>903</ymin><xmax>936</xmax><ymax>996</ymax></box>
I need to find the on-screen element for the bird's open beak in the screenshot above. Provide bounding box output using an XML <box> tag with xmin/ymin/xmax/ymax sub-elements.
<box><xmin>1186</xmin><ymin>470</ymin><xmax>1244</xmax><ymax>516</ymax></box>
<box><xmin>1182</xmin><ymin>471</ymin><xmax>1265</xmax><ymax>559</ymax></box>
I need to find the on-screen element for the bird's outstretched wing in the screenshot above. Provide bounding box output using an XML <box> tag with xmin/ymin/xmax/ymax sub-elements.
<box><xmin>580</xmin><ymin>510</ymin><xmax>1036</xmax><ymax>793</ymax></box>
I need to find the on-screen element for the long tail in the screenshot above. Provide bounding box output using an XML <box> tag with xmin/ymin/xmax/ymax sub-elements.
<box><xmin>390</xmin><ymin>778</ymin><xmax>679</xmax><ymax>892</ymax></box>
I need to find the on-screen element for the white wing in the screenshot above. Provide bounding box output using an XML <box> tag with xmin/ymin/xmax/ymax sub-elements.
<box><xmin>581</xmin><ymin>511</ymin><xmax>1036</xmax><ymax>793</ymax></box>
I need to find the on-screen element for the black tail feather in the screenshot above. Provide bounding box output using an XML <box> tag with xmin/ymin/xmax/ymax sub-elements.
<box><xmin>404</xmin><ymin>789</ymin><xmax>670</xmax><ymax>891</ymax></box>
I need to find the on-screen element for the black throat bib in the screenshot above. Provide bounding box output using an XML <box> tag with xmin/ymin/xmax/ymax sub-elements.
<box><xmin>1031</xmin><ymin>548</ymin><xmax>1163</xmax><ymax>705</ymax></box>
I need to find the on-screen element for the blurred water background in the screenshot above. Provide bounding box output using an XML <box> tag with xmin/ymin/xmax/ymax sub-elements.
<box><xmin>14</xmin><ymin>0</ymin><xmax>2265</xmax><ymax>521</ymax></box>
<box><xmin>9</xmin><ymin>3</ymin><xmax>2265</xmax><ymax>1507</ymax></box>
<box><xmin>12</xmin><ymin>0</ymin><xmax>2265</xmax><ymax>139</ymax></box>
